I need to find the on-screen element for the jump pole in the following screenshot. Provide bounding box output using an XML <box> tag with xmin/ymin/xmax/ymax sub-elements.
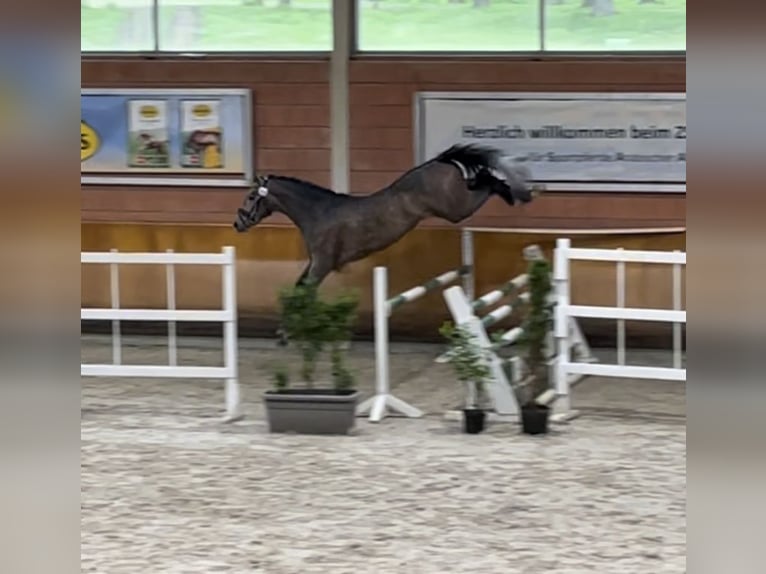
<box><xmin>355</xmin><ymin>266</ymin><xmax>424</xmax><ymax>423</ymax></box>
<box><xmin>358</xmin><ymin>264</ymin><xmax>471</xmax><ymax>422</ymax></box>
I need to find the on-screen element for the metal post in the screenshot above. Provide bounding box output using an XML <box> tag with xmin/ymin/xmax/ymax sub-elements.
<box><xmin>330</xmin><ymin>0</ymin><xmax>351</xmax><ymax>194</ymax></box>
<box><xmin>616</xmin><ymin>248</ymin><xmax>626</xmax><ymax>366</ymax></box>
<box><xmin>110</xmin><ymin>248</ymin><xmax>121</xmax><ymax>366</ymax></box>
<box><xmin>221</xmin><ymin>246</ymin><xmax>241</xmax><ymax>422</ymax></box>
<box><xmin>166</xmin><ymin>249</ymin><xmax>177</xmax><ymax>367</ymax></box>
<box><xmin>461</xmin><ymin>228</ymin><xmax>475</xmax><ymax>301</ymax></box>
<box><xmin>152</xmin><ymin>0</ymin><xmax>160</xmax><ymax>52</ymax></box>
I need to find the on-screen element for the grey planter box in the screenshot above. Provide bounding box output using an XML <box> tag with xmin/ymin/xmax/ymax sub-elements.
<box><xmin>263</xmin><ymin>389</ymin><xmax>360</xmax><ymax>435</ymax></box>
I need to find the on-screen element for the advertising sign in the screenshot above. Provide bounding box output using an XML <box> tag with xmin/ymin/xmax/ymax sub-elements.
<box><xmin>416</xmin><ymin>92</ymin><xmax>686</xmax><ymax>192</ymax></box>
<box><xmin>81</xmin><ymin>88</ymin><xmax>252</xmax><ymax>187</ymax></box>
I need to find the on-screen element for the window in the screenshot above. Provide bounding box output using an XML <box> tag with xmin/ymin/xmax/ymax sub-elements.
<box><xmin>82</xmin><ymin>0</ymin><xmax>685</xmax><ymax>54</ymax></box>
<box><xmin>81</xmin><ymin>0</ymin><xmax>333</xmax><ymax>53</ymax></box>
<box><xmin>544</xmin><ymin>0</ymin><xmax>686</xmax><ymax>51</ymax></box>
<box><xmin>357</xmin><ymin>0</ymin><xmax>540</xmax><ymax>52</ymax></box>
<box><xmin>82</xmin><ymin>1</ymin><xmax>155</xmax><ymax>52</ymax></box>
<box><xmin>355</xmin><ymin>0</ymin><xmax>685</xmax><ymax>52</ymax></box>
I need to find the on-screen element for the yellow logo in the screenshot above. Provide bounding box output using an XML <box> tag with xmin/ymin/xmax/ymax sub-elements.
<box><xmin>139</xmin><ymin>105</ymin><xmax>159</xmax><ymax>118</ymax></box>
<box><xmin>81</xmin><ymin>121</ymin><xmax>100</xmax><ymax>162</ymax></box>
<box><xmin>192</xmin><ymin>104</ymin><xmax>211</xmax><ymax>117</ymax></box>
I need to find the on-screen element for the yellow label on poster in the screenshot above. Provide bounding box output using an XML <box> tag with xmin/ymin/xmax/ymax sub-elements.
<box><xmin>81</xmin><ymin>120</ymin><xmax>99</xmax><ymax>162</ymax></box>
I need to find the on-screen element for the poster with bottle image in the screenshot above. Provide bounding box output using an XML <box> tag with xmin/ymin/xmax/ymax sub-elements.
<box><xmin>126</xmin><ymin>99</ymin><xmax>170</xmax><ymax>168</ymax></box>
<box><xmin>180</xmin><ymin>100</ymin><xmax>224</xmax><ymax>169</ymax></box>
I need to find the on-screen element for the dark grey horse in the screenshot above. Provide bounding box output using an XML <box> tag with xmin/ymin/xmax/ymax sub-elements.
<box><xmin>234</xmin><ymin>144</ymin><xmax>540</xmax><ymax>287</ymax></box>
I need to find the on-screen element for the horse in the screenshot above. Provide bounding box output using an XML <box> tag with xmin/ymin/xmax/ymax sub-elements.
<box><xmin>234</xmin><ymin>143</ymin><xmax>540</xmax><ymax>345</ymax></box>
<box><xmin>233</xmin><ymin>143</ymin><xmax>541</xmax><ymax>287</ymax></box>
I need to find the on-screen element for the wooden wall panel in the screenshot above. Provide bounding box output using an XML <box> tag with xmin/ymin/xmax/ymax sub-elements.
<box><xmin>81</xmin><ymin>223</ymin><xmax>685</xmax><ymax>345</ymax></box>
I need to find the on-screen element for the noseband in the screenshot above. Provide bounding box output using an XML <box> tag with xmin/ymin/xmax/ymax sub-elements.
<box><xmin>238</xmin><ymin>180</ymin><xmax>270</xmax><ymax>224</ymax></box>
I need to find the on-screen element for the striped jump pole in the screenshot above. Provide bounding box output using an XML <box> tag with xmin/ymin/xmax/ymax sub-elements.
<box><xmin>445</xmin><ymin>273</ymin><xmax>532</xmax><ymax>362</ymax></box>
<box><xmin>471</xmin><ymin>273</ymin><xmax>528</xmax><ymax>311</ymax></box>
<box><xmin>357</xmin><ymin>264</ymin><xmax>472</xmax><ymax>423</ymax></box>
<box><xmin>388</xmin><ymin>265</ymin><xmax>472</xmax><ymax>311</ymax></box>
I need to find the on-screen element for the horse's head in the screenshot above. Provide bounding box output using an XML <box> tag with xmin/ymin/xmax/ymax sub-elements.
<box><xmin>233</xmin><ymin>176</ymin><xmax>275</xmax><ymax>232</ymax></box>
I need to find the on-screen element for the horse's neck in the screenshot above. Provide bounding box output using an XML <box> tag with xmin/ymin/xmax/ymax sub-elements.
<box><xmin>273</xmin><ymin>185</ymin><xmax>319</xmax><ymax>230</ymax></box>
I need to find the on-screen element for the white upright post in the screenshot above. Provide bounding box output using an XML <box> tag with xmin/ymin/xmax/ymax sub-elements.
<box><xmin>356</xmin><ymin>266</ymin><xmax>423</xmax><ymax>422</ymax></box>
<box><xmin>461</xmin><ymin>229</ymin><xmax>475</xmax><ymax>302</ymax></box>
<box><xmin>372</xmin><ymin>265</ymin><xmax>389</xmax><ymax>422</ymax></box>
<box><xmin>672</xmin><ymin>251</ymin><xmax>682</xmax><ymax>369</ymax></box>
<box><xmin>166</xmin><ymin>249</ymin><xmax>177</xmax><ymax>367</ymax></box>
<box><xmin>553</xmin><ymin>238</ymin><xmax>572</xmax><ymax>415</ymax></box>
<box><xmin>221</xmin><ymin>246</ymin><xmax>241</xmax><ymax>422</ymax></box>
<box><xmin>109</xmin><ymin>248</ymin><xmax>121</xmax><ymax>366</ymax></box>
<box><xmin>616</xmin><ymin>248</ymin><xmax>626</xmax><ymax>366</ymax></box>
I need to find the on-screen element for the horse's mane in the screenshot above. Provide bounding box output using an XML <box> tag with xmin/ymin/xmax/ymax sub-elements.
<box><xmin>433</xmin><ymin>144</ymin><xmax>500</xmax><ymax>174</ymax></box>
<box><xmin>269</xmin><ymin>144</ymin><xmax>501</xmax><ymax>196</ymax></box>
<box><xmin>269</xmin><ymin>174</ymin><xmax>340</xmax><ymax>196</ymax></box>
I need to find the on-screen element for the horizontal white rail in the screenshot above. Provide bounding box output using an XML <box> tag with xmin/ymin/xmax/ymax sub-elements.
<box><xmin>82</xmin><ymin>309</ymin><xmax>233</xmax><ymax>322</ymax></box>
<box><xmin>563</xmin><ymin>362</ymin><xmax>686</xmax><ymax>381</ymax></box>
<box><xmin>553</xmin><ymin>238</ymin><xmax>686</xmax><ymax>421</ymax></box>
<box><xmin>81</xmin><ymin>252</ymin><xmax>230</xmax><ymax>265</ymax></box>
<box><xmin>81</xmin><ymin>365</ymin><xmax>236</xmax><ymax>378</ymax></box>
<box><xmin>566</xmin><ymin>305</ymin><xmax>686</xmax><ymax>323</ymax></box>
<box><xmin>81</xmin><ymin>246</ymin><xmax>241</xmax><ymax>422</ymax></box>
<box><xmin>565</xmin><ymin>247</ymin><xmax>686</xmax><ymax>265</ymax></box>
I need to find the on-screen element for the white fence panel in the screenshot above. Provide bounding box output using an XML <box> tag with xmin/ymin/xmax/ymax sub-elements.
<box><xmin>553</xmin><ymin>238</ymin><xmax>685</xmax><ymax>419</ymax></box>
<box><xmin>81</xmin><ymin>246</ymin><xmax>241</xmax><ymax>422</ymax></box>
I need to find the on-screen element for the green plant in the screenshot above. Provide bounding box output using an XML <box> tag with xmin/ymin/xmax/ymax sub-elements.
<box><xmin>272</xmin><ymin>364</ymin><xmax>290</xmax><ymax>392</ymax></box>
<box><xmin>516</xmin><ymin>254</ymin><xmax>555</xmax><ymax>405</ymax></box>
<box><xmin>276</xmin><ymin>281</ymin><xmax>359</xmax><ymax>391</ymax></box>
<box><xmin>439</xmin><ymin>320</ymin><xmax>493</xmax><ymax>409</ymax></box>
<box><xmin>323</xmin><ymin>292</ymin><xmax>359</xmax><ymax>391</ymax></box>
<box><xmin>278</xmin><ymin>281</ymin><xmax>326</xmax><ymax>386</ymax></box>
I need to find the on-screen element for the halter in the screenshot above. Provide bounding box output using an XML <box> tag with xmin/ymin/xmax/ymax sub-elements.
<box><xmin>237</xmin><ymin>178</ymin><xmax>270</xmax><ymax>225</ymax></box>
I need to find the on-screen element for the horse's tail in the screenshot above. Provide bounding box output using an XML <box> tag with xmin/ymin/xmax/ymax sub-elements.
<box><xmin>434</xmin><ymin>144</ymin><xmax>537</xmax><ymax>205</ymax></box>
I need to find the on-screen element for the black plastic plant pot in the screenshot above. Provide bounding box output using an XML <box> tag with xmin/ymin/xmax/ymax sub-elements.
<box><xmin>521</xmin><ymin>403</ymin><xmax>550</xmax><ymax>435</ymax></box>
<box><xmin>263</xmin><ymin>389</ymin><xmax>359</xmax><ymax>435</ymax></box>
<box><xmin>462</xmin><ymin>408</ymin><xmax>486</xmax><ymax>434</ymax></box>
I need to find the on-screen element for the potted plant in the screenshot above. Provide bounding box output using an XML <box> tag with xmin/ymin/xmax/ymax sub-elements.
<box><xmin>439</xmin><ymin>320</ymin><xmax>494</xmax><ymax>434</ymax></box>
<box><xmin>263</xmin><ymin>281</ymin><xmax>361</xmax><ymax>435</ymax></box>
<box><xmin>514</xmin><ymin>248</ymin><xmax>556</xmax><ymax>435</ymax></box>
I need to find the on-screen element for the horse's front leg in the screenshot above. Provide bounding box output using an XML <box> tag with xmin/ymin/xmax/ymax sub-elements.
<box><xmin>275</xmin><ymin>262</ymin><xmax>312</xmax><ymax>347</ymax></box>
<box><xmin>276</xmin><ymin>258</ymin><xmax>334</xmax><ymax>346</ymax></box>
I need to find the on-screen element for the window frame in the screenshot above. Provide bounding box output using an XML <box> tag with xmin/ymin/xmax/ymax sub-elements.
<box><xmin>80</xmin><ymin>0</ymin><xmax>686</xmax><ymax>57</ymax></box>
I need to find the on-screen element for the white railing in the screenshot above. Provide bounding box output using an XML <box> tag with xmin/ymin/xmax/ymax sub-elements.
<box><xmin>81</xmin><ymin>246</ymin><xmax>241</xmax><ymax>422</ymax></box>
<box><xmin>553</xmin><ymin>238</ymin><xmax>686</xmax><ymax>418</ymax></box>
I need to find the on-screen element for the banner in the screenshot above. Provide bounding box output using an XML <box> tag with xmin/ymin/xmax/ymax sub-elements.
<box><xmin>417</xmin><ymin>93</ymin><xmax>686</xmax><ymax>191</ymax></box>
<box><xmin>81</xmin><ymin>88</ymin><xmax>252</xmax><ymax>186</ymax></box>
